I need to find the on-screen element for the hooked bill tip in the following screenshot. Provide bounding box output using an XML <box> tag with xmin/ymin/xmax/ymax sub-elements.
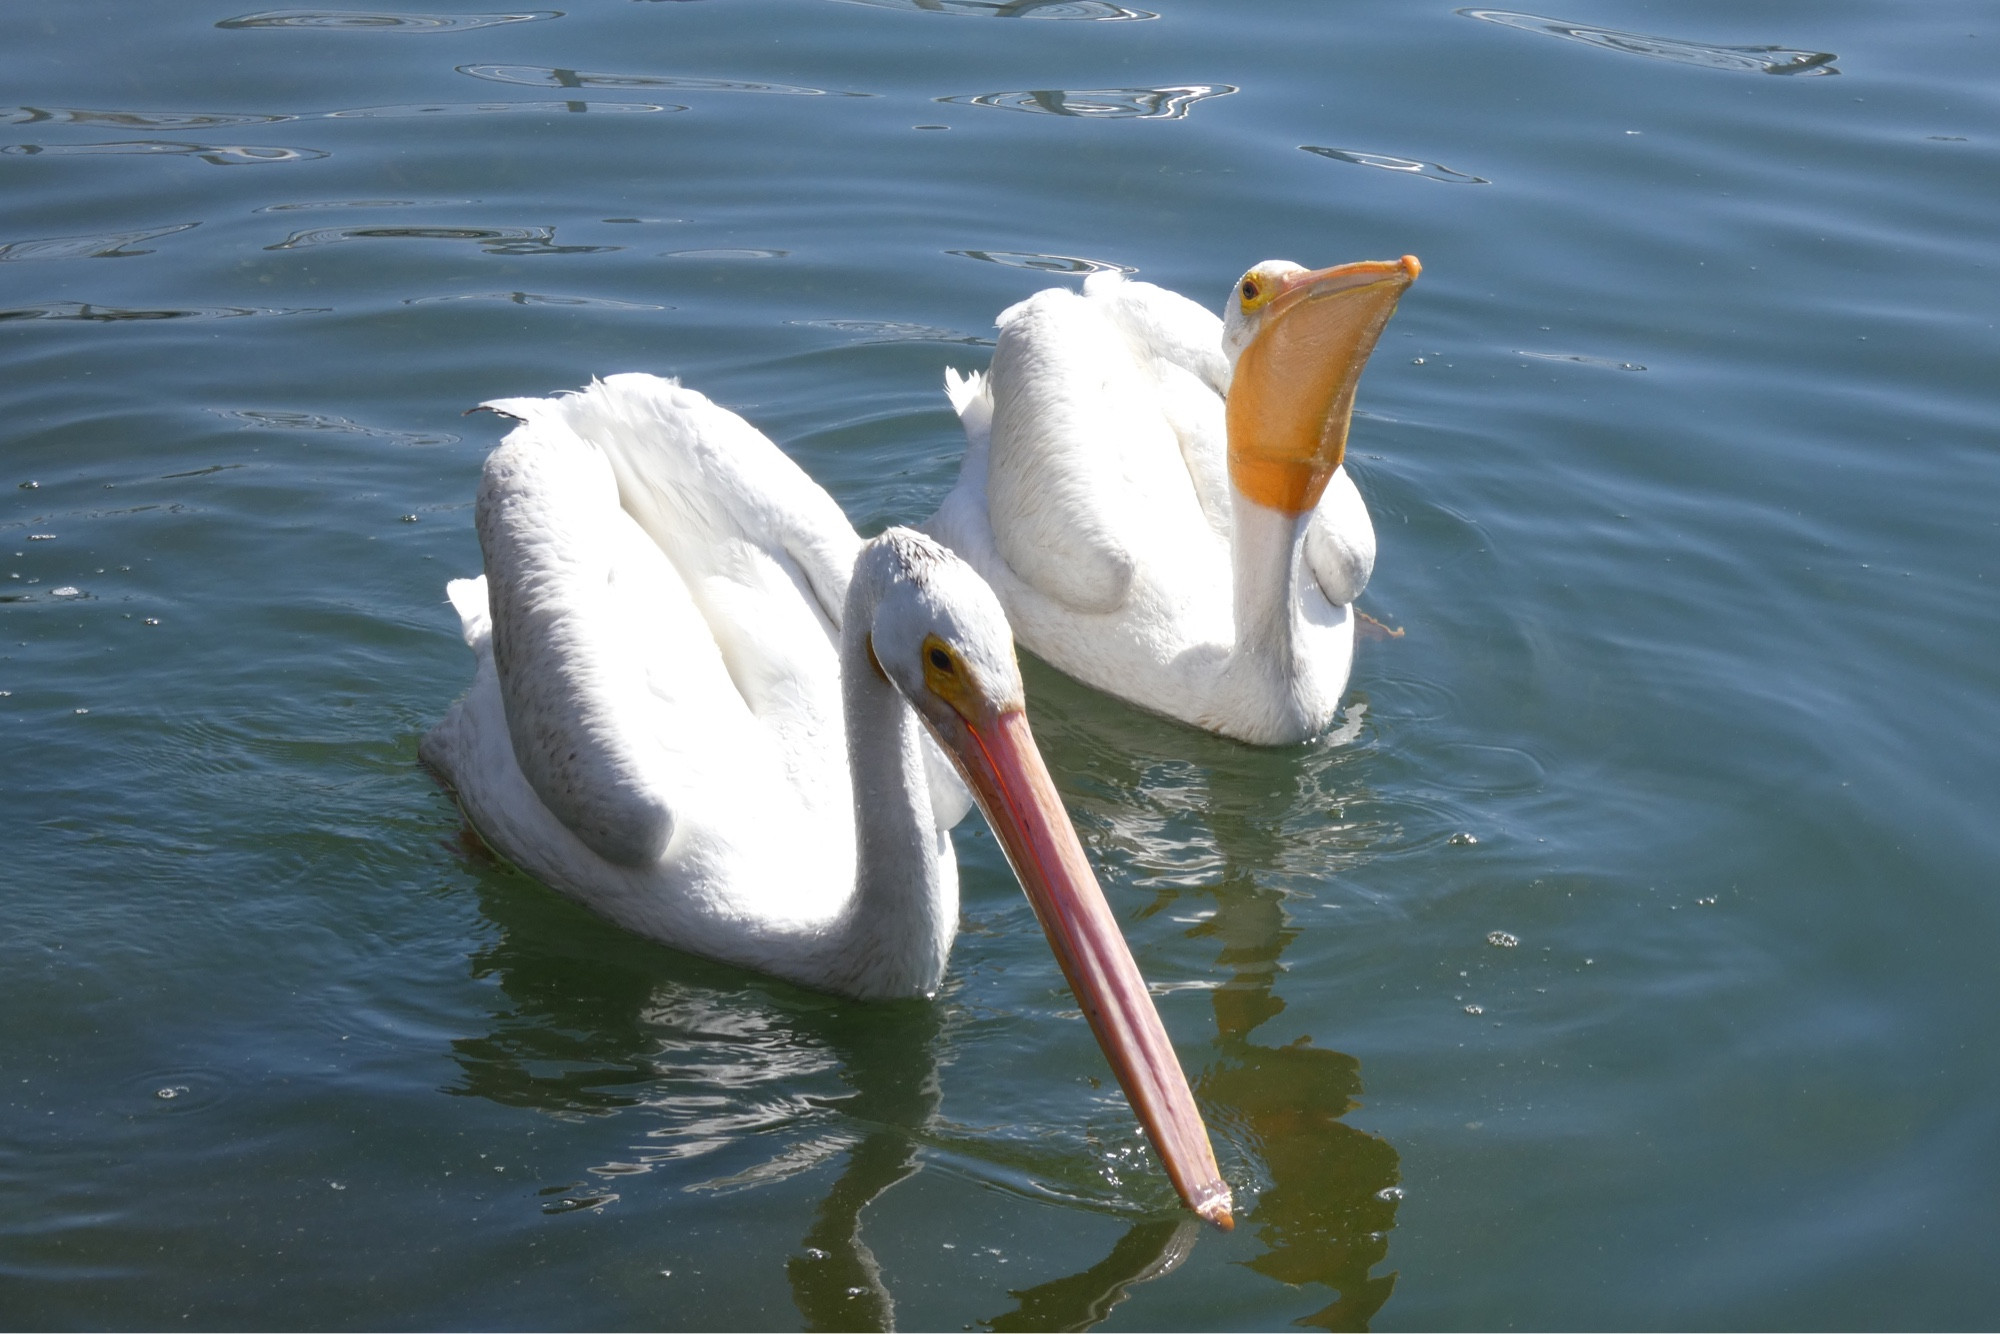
<box><xmin>1400</xmin><ymin>254</ymin><xmax>1422</xmax><ymax>280</ymax></box>
<box><xmin>1192</xmin><ymin>1182</ymin><xmax>1236</xmax><ymax>1230</ymax></box>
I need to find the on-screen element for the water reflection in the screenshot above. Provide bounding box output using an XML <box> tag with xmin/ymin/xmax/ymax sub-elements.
<box><xmin>1</xmin><ymin>106</ymin><xmax>291</xmax><ymax>128</ymax></box>
<box><xmin>256</xmin><ymin>198</ymin><xmax>475</xmax><ymax>211</ymax></box>
<box><xmin>662</xmin><ymin>248</ymin><xmax>790</xmax><ymax>260</ymax></box>
<box><xmin>216</xmin><ymin>9</ymin><xmax>560</xmax><ymax>31</ymax></box>
<box><xmin>1029</xmin><ymin>671</ymin><xmax>1403</xmax><ymax>1329</ymax></box>
<box><xmin>444</xmin><ymin>857</ymin><xmax>940</xmax><ymax>1327</ymax></box>
<box><xmin>212</xmin><ymin>408</ymin><xmax>457</xmax><ymax>445</ymax></box>
<box><xmin>980</xmin><ymin>1217</ymin><xmax>1199</xmax><ymax>1331</ymax></box>
<box><xmin>323</xmin><ymin>101</ymin><xmax>675</xmax><ymax>118</ymax></box>
<box><xmin>834</xmin><ymin>0</ymin><xmax>1155</xmax><ymax>19</ymax></box>
<box><xmin>790</xmin><ymin>318</ymin><xmax>992</xmax><ymax>346</ymax></box>
<box><xmin>1194</xmin><ymin>868</ymin><xmax>1399</xmax><ymax>1331</ymax></box>
<box><xmin>1</xmin><ymin>141</ymin><xmax>327</xmax><ymax>165</ymax></box>
<box><xmin>942</xmin><ymin>86</ymin><xmax>1235</xmax><ymax>120</ymax></box>
<box><xmin>403</xmin><ymin>291</ymin><xmax>668</xmax><ymax>310</ymax></box>
<box><xmin>1301</xmin><ymin>146</ymin><xmax>1489</xmax><ymax>185</ymax></box>
<box><xmin>0</xmin><ymin>301</ymin><xmax>325</xmax><ymax>321</ymax></box>
<box><xmin>0</xmin><ymin>222</ymin><xmax>199</xmax><ymax>263</ymax></box>
<box><xmin>433</xmin><ymin>667</ymin><xmax>1399</xmax><ymax>1329</ymax></box>
<box><xmin>263</xmin><ymin>224</ymin><xmax>617</xmax><ymax>255</ymax></box>
<box><xmin>443</xmin><ymin>847</ymin><xmax>1222</xmax><ymax>1330</ymax></box>
<box><xmin>457</xmin><ymin>64</ymin><xmax>861</xmax><ymax>97</ymax></box>
<box><xmin>1457</xmin><ymin>9</ymin><xmax>1839</xmax><ymax>77</ymax></box>
<box><xmin>1516</xmin><ymin>349</ymin><xmax>1645</xmax><ymax>371</ymax></box>
<box><xmin>947</xmin><ymin>249</ymin><xmax>1134</xmax><ymax>275</ymax></box>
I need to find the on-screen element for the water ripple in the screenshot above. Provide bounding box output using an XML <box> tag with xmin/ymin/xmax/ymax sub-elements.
<box><xmin>124</xmin><ymin>1067</ymin><xmax>236</xmax><ymax>1116</ymax></box>
<box><xmin>1517</xmin><ymin>350</ymin><xmax>1646</xmax><ymax>370</ymax></box>
<box><xmin>213</xmin><ymin>408</ymin><xmax>458</xmax><ymax>445</ymax></box>
<box><xmin>216</xmin><ymin>9</ymin><xmax>561</xmax><ymax>31</ymax></box>
<box><xmin>264</xmin><ymin>225</ymin><xmax>618</xmax><ymax>255</ymax></box>
<box><xmin>948</xmin><ymin>248</ymin><xmax>1135</xmax><ymax>275</ymax></box>
<box><xmin>790</xmin><ymin>318</ymin><xmax>992</xmax><ymax>345</ymax></box>
<box><xmin>941</xmin><ymin>84</ymin><xmax>1234</xmax><ymax>119</ymax></box>
<box><xmin>0</xmin><ymin>301</ymin><xmax>327</xmax><ymax>322</ymax></box>
<box><xmin>404</xmin><ymin>291</ymin><xmax>668</xmax><ymax>309</ymax></box>
<box><xmin>256</xmin><ymin>198</ymin><xmax>475</xmax><ymax>211</ymax></box>
<box><xmin>662</xmin><ymin>247</ymin><xmax>788</xmax><ymax>260</ymax></box>
<box><xmin>1457</xmin><ymin>10</ymin><xmax>1839</xmax><ymax>76</ymax></box>
<box><xmin>1301</xmin><ymin>145</ymin><xmax>1489</xmax><ymax>184</ymax></box>
<box><xmin>2</xmin><ymin>141</ymin><xmax>327</xmax><ymax>165</ymax></box>
<box><xmin>834</xmin><ymin>0</ymin><xmax>1153</xmax><ymax>18</ymax></box>
<box><xmin>323</xmin><ymin>100</ymin><xmax>676</xmax><ymax>118</ymax></box>
<box><xmin>0</xmin><ymin>106</ymin><xmax>292</xmax><ymax>128</ymax></box>
<box><xmin>457</xmin><ymin>64</ymin><xmax>863</xmax><ymax>97</ymax></box>
<box><xmin>0</xmin><ymin>222</ymin><xmax>198</xmax><ymax>263</ymax></box>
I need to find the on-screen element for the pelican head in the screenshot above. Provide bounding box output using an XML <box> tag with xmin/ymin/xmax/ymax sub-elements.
<box><xmin>853</xmin><ymin>528</ymin><xmax>1236</xmax><ymax>1229</ymax></box>
<box><xmin>1221</xmin><ymin>255</ymin><xmax>1420</xmax><ymax>514</ymax></box>
<box><xmin>858</xmin><ymin>527</ymin><xmax>1024</xmax><ymax>735</ymax></box>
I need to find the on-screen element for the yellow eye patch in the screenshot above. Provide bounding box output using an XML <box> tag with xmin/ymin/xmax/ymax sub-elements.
<box><xmin>921</xmin><ymin>633</ymin><xmax>981</xmax><ymax>721</ymax></box>
<box><xmin>1236</xmin><ymin>270</ymin><xmax>1278</xmax><ymax>314</ymax></box>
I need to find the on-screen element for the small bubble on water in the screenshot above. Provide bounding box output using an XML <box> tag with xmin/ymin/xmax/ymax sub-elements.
<box><xmin>330</xmin><ymin>1181</ymin><xmax>346</xmax><ymax>1191</ymax></box>
<box><xmin>1464</xmin><ymin>1003</ymin><xmax>1484</xmax><ymax>1015</ymax></box>
<box><xmin>156</xmin><ymin>1085</ymin><xmax>187</xmax><ymax>1100</ymax></box>
<box><xmin>1411</xmin><ymin>356</ymin><xmax>1425</xmax><ymax>364</ymax></box>
<box><xmin>18</xmin><ymin>481</ymin><xmax>37</xmax><ymax>490</ymax></box>
<box><xmin>1448</xmin><ymin>831</ymin><xmax>1478</xmax><ymax>846</ymax></box>
<box><xmin>1376</xmin><ymin>1186</ymin><xmax>1404</xmax><ymax>1202</ymax></box>
<box><xmin>401</xmin><ymin>514</ymin><xmax>420</xmax><ymax>523</ymax></box>
<box><xmin>1487</xmin><ymin>930</ymin><xmax>1519</xmax><ymax>948</ymax></box>
<box><xmin>28</xmin><ymin>534</ymin><xmax>55</xmax><ymax>541</ymax></box>
<box><xmin>804</xmin><ymin>1247</ymin><xmax>828</xmax><ymax>1261</ymax></box>
<box><xmin>51</xmin><ymin>586</ymin><xmax>81</xmax><ymax>598</ymax></box>
<box><xmin>74</xmin><ymin>708</ymin><xmax>88</xmax><ymax>715</ymax></box>
<box><xmin>658</xmin><ymin>1269</ymin><xmax>672</xmax><ymax>1279</ymax></box>
<box><xmin>144</xmin><ymin>618</ymin><xmax>160</xmax><ymax>626</ymax></box>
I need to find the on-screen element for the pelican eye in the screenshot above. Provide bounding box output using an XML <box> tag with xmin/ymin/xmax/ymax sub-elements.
<box><xmin>920</xmin><ymin>633</ymin><xmax>980</xmax><ymax>721</ymax></box>
<box><xmin>1236</xmin><ymin>269</ymin><xmax>1280</xmax><ymax>314</ymax></box>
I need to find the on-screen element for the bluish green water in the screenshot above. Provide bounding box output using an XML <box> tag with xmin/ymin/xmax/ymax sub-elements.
<box><xmin>3</xmin><ymin>1</ymin><xmax>1996</xmax><ymax>1328</ymax></box>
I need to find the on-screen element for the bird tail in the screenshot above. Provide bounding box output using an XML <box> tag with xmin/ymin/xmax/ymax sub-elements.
<box><xmin>943</xmin><ymin>366</ymin><xmax>992</xmax><ymax>442</ymax></box>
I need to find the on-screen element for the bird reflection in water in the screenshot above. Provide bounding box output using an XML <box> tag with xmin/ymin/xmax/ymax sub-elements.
<box><xmin>443</xmin><ymin>829</ymin><xmax>1197</xmax><ymax>1331</ymax></box>
<box><xmin>1192</xmin><ymin>871</ymin><xmax>1401</xmax><ymax>1331</ymax></box>
<box><xmin>1026</xmin><ymin>659</ymin><xmax>1404</xmax><ymax>1331</ymax></box>
<box><xmin>439</xmin><ymin>659</ymin><xmax>1399</xmax><ymax>1330</ymax></box>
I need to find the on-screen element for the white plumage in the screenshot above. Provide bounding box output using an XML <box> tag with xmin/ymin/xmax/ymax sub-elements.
<box><xmin>925</xmin><ymin>258</ymin><xmax>1417</xmax><ymax>745</ymax></box>
<box><xmin>419</xmin><ymin>372</ymin><xmax>1235</xmax><ymax>1223</ymax></box>
<box><xmin>422</xmin><ymin>374</ymin><xmax>971</xmax><ymax>999</ymax></box>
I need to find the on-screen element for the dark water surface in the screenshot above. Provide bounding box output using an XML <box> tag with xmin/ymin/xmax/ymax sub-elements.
<box><xmin>3</xmin><ymin>1</ymin><xmax>1996</xmax><ymax>1328</ymax></box>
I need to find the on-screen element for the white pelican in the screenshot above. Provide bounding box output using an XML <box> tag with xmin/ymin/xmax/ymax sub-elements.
<box><xmin>924</xmin><ymin>257</ymin><xmax>1420</xmax><ymax>745</ymax></box>
<box><xmin>420</xmin><ymin>374</ymin><xmax>1232</xmax><ymax>1226</ymax></box>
